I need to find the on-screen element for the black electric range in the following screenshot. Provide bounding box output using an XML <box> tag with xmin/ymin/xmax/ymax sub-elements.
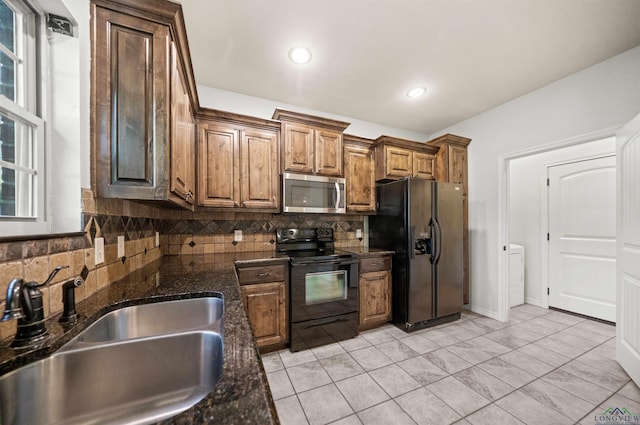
<box><xmin>276</xmin><ymin>228</ymin><xmax>359</xmax><ymax>352</ymax></box>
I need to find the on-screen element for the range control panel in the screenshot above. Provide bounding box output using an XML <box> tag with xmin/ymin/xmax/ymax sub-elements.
<box><xmin>276</xmin><ymin>228</ymin><xmax>334</xmax><ymax>243</ymax></box>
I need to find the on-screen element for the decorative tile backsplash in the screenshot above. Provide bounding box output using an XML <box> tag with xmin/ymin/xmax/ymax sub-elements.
<box><xmin>161</xmin><ymin>214</ymin><xmax>362</xmax><ymax>235</ymax></box>
<box><xmin>0</xmin><ymin>188</ymin><xmax>365</xmax><ymax>341</ymax></box>
<box><xmin>160</xmin><ymin>213</ymin><xmax>365</xmax><ymax>255</ymax></box>
<box><xmin>83</xmin><ymin>214</ymin><xmax>161</xmax><ymax>245</ymax></box>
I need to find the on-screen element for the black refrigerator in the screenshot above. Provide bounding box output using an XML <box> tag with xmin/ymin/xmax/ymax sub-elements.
<box><xmin>369</xmin><ymin>178</ymin><xmax>464</xmax><ymax>332</ymax></box>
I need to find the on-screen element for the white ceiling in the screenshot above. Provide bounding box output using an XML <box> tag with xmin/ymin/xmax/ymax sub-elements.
<box><xmin>177</xmin><ymin>0</ymin><xmax>640</xmax><ymax>135</ymax></box>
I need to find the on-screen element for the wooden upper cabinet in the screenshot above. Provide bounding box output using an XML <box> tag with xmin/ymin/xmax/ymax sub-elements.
<box><xmin>91</xmin><ymin>0</ymin><xmax>198</xmax><ymax>209</ymax></box>
<box><xmin>240</xmin><ymin>128</ymin><xmax>279</xmax><ymax>209</ymax></box>
<box><xmin>413</xmin><ymin>151</ymin><xmax>435</xmax><ymax>180</ymax></box>
<box><xmin>315</xmin><ymin>128</ymin><xmax>343</xmax><ymax>176</ymax></box>
<box><xmin>170</xmin><ymin>44</ymin><xmax>196</xmax><ymax>206</ymax></box>
<box><xmin>447</xmin><ymin>145</ymin><xmax>467</xmax><ymax>184</ymax></box>
<box><xmin>282</xmin><ymin>123</ymin><xmax>314</xmax><ymax>173</ymax></box>
<box><xmin>273</xmin><ymin>109</ymin><xmax>349</xmax><ymax>176</ymax></box>
<box><xmin>374</xmin><ymin>136</ymin><xmax>438</xmax><ymax>182</ymax></box>
<box><xmin>196</xmin><ymin>110</ymin><xmax>280</xmax><ymax>211</ymax></box>
<box><xmin>384</xmin><ymin>146</ymin><xmax>413</xmax><ymax>179</ymax></box>
<box><xmin>427</xmin><ymin>134</ymin><xmax>470</xmax><ymax>186</ymax></box>
<box><xmin>344</xmin><ymin>135</ymin><xmax>375</xmax><ymax>213</ymax></box>
<box><xmin>198</xmin><ymin>123</ymin><xmax>239</xmax><ymax>208</ymax></box>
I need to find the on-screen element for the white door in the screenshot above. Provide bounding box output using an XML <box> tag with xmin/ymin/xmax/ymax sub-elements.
<box><xmin>616</xmin><ymin>114</ymin><xmax>640</xmax><ymax>386</ymax></box>
<box><xmin>548</xmin><ymin>155</ymin><xmax>616</xmax><ymax>322</ymax></box>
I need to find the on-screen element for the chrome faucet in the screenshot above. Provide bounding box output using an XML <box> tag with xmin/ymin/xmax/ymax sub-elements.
<box><xmin>1</xmin><ymin>266</ymin><xmax>68</xmax><ymax>348</ymax></box>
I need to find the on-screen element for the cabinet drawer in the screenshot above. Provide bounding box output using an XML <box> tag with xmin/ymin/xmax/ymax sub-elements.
<box><xmin>237</xmin><ymin>265</ymin><xmax>286</xmax><ymax>284</ymax></box>
<box><xmin>359</xmin><ymin>256</ymin><xmax>391</xmax><ymax>273</ymax></box>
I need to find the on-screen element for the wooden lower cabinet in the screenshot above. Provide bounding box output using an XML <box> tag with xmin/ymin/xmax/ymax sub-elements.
<box><xmin>240</xmin><ymin>282</ymin><xmax>287</xmax><ymax>348</ymax></box>
<box><xmin>359</xmin><ymin>255</ymin><xmax>392</xmax><ymax>330</ymax></box>
<box><xmin>237</xmin><ymin>263</ymin><xmax>288</xmax><ymax>351</ymax></box>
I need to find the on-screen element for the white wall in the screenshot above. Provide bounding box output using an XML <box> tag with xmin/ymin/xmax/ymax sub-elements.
<box><xmin>509</xmin><ymin>137</ymin><xmax>615</xmax><ymax>306</ymax></box>
<box><xmin>63</xmin><ymin>0</ymin><xmax>91</xmax><ymax>191</ymax></box>
<box><xmin>48</xmin><ymin>2</ymin><xmax>82</xmax><ymax>233</ymax></box>
<box><xmin>197</xmin><ymin>85</ymin><xmax>430</xmax><ymax>141</ymax></box>
<box><xmin>432</xmin><ymin>45</ymin><xmax>640</xmax><ymax>318</ymax></box>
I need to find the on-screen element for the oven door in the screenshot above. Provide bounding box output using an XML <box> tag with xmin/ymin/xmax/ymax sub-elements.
<box><xmin>290</xmin><ymin>257</ymin><xmax>359</xmax><ymax>323</ymax></box>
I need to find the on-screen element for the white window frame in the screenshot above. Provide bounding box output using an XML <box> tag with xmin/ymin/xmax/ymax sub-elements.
<box><xmin>0</xmin><ymin>0</ymin><xmax>48</xmax><ymax>236</ymax></box>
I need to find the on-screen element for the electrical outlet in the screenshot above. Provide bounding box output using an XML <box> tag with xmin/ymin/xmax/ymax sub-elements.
<box><xmin>117</xmin><ymin>235</ymin><xmax>125</xmax><ymax>258</ymax></box>
<box><xmin>234</xmin><ymin>229</ymin><xmax>243</xmax><ymax>242</ymax></box>
<box><xmin>356</xmin><ymin>229</ymin><xmax>362</xmax><ymax>239</ymax></box>
<box><xmin>155</xmin><ymin>232</ymin><xmax>160</xmax><ymax>247</ymax></box>
<box><xmin>95</xmin><ymin>237</ymin><xmax>105</xmax><ymax>265</ymax></box>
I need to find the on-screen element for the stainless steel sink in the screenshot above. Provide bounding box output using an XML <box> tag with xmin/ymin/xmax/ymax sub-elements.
<box><xmin>60</xmin><ymin>296</ymin><xmax>223</xmax><ymax>350</ymax></box>
<box><xmin>0</xmin><ymin>331</ymin><xmax>223</xmax><ymax>425</ymax></box>
<box><xmin>0</xmin><ymin>296</ymin><xmax>225</xmax><ymax>425</ymax></box>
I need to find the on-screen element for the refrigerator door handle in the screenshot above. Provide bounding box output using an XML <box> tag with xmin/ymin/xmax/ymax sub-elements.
<box><xmin>410</xmin><ymin>225</ymin><xmax>416</xmax><ymax>259</ymax></box>
<box><xmin>433</xmin><ymin>216</ymin><xmax>443</xmax><ymax>265</ymax></box>
<box><xmin>429</xmin><ymin>218</ymin><xmax>436</xmax><ymax>264</ymax></box>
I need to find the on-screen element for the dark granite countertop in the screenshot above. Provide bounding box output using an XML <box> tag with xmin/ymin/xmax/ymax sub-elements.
<box><xmin>0</xmin><ymin>251</ymin><xmax>288</xmax><ymax>425</ymax></box>
<box><xmin>338</xmin><ymin>246</ymin><xmax>395</xmax><ymax>258</ymax></box>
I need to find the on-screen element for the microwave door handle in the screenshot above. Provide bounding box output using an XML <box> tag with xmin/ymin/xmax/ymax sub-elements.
<box><xmin>335</xmin><ymin>182</ymin><xmax>341</xmax><ymax>210</ymax></box>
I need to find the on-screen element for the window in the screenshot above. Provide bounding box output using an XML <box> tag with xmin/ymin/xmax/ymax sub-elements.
<box><xmin>0</xmin><ymin>0</ymin><xmax>45</xmax><ymax>232</ymax></box>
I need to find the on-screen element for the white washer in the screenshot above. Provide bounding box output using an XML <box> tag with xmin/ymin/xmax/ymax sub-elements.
<box><xmin>509</xmin><ymin>244</ymin><xmax>525</xmax><ymax>307</ymax></box>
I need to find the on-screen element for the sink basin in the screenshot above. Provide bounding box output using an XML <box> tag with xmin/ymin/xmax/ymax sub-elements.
<box><xmin>60</xmin><ymin>296</ymin><xmax>223</xmax><ymax>350</ymax></box>
<box><xmin>0</xmin><ymin>331</ymin><xmax>223</xmax><ymax>425</ymax></box>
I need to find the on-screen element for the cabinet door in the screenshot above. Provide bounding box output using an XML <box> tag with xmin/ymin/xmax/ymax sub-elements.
<box><xmin>198</xmin><ymin>124</ymin><xmax>239</xmax><ymax>207</ymax></box>
<box><xmin>446</xmin><ymin>144</ymin><xmax>468</xmax><ymax>303</ymax></box>
<box><xmin>170</xmin><ymin>45</ymin><xmax>195</xmax><ymax>206</ymax></box>
<box><xmin>282</xmin><ymin>123</ymin><xmax>314</xmax><ymax>173</ymax></box>
<box><xmin>344</xmin><ymin>145</ymin><xmax>375</xmax><ymax>212</ymax></box>
<box><xmin>359</xmin><ymin>270</ymin><xmax>391</xmax><ymax>328</ymax></box>
<box><xmin>240</xmin><ymin>129</ymin><xmax>279</xmax><ymax>209</ymax></box>
<box><xmin>240</xmin><ymin>282</ymin><xmax>287</xmax><ymax>347</ymax></box>
<box><xmin>94</xmin><ymin>7</ymin><xmax>169</xmax><ymax>199</ymax></box>
<box><xmin>315</xmin><ymin>128</ymin><xmax>343</xmax><ymax>176</ymax></box>
<box><xmin>413</xmin><ymin>152</ymin><xmax>435</xmax><ymax>180</ymax></box>
<box><xmin>448</xmin><ymin>145</ymin><xmax>466</xmax><ymax>184</ymax></box>
<box><xmin>384</xmin><ymin>146</ymin><xmax>413</xmax><ymax>179</ymax></box>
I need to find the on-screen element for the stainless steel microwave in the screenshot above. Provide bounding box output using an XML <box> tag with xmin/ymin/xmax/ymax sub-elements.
<box><xmin>282</xmin><ymin>173</ymin><xmax>346</xmax><ymax>214</ymax></box>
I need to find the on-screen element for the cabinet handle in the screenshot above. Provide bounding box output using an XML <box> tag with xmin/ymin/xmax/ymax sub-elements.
<box><xmin>176</xmin><ymin>189</ymin><xmax>194</xmax><ymax>201</ymax></box>
<box><xmin>256</xmin><ymin>272</ymin><xmax>269</xmax><ymax>277</ymax></box>
<box><xmin>370</xmin><ymin>263</ymin><xmax>380</xmax><ymax>267</ymax></box>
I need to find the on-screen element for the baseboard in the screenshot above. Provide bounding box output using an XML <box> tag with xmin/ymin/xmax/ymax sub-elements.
<box><xmin>468</xmin><ymin>304</ymin><xmax>501</xmax><ymax>321</ymax></box>
<box><xmin>523</xmin><ymin>297</ymin><xmax>543</xmax><ymax>308</ymax></box>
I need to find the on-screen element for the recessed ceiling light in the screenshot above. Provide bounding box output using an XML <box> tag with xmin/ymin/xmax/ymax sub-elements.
<box><xmin>406</xmin><ymin>87</ymin><xmax>427</xmax><ymax>98</ymax></box>
<box><xmin>288</xmin><ymin>47</ymin><xmax>312</xmax><ymax>64</ymax></box>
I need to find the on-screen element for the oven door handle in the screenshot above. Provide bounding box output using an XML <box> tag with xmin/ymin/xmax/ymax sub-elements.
<box><xmin>292</xmin><ymin>258</ymin><xmax>358</xmax><ymax>266</ymax></box>
<box><xmin>302</xmin><ymin>316</ymin><xmax>352</xmax><ymax>329</ymax></box>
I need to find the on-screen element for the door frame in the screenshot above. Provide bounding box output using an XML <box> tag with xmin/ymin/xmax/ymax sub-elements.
<box><xmin>497</xmin><ymin>126</ymin><xmax>619</xmax><ymax>322</ymax></box>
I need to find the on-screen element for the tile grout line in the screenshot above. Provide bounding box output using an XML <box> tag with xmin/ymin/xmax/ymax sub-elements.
<box><xmin>269</xmin><ymin>306</ymin><xmax>627</xmax><ymax>425</ymax></box>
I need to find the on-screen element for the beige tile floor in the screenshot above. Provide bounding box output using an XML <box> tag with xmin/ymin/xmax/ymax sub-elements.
<box><xmin>261</xmin><ymin>305</ymin><xmax>640</xmax><ymax>425</ymax></box>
